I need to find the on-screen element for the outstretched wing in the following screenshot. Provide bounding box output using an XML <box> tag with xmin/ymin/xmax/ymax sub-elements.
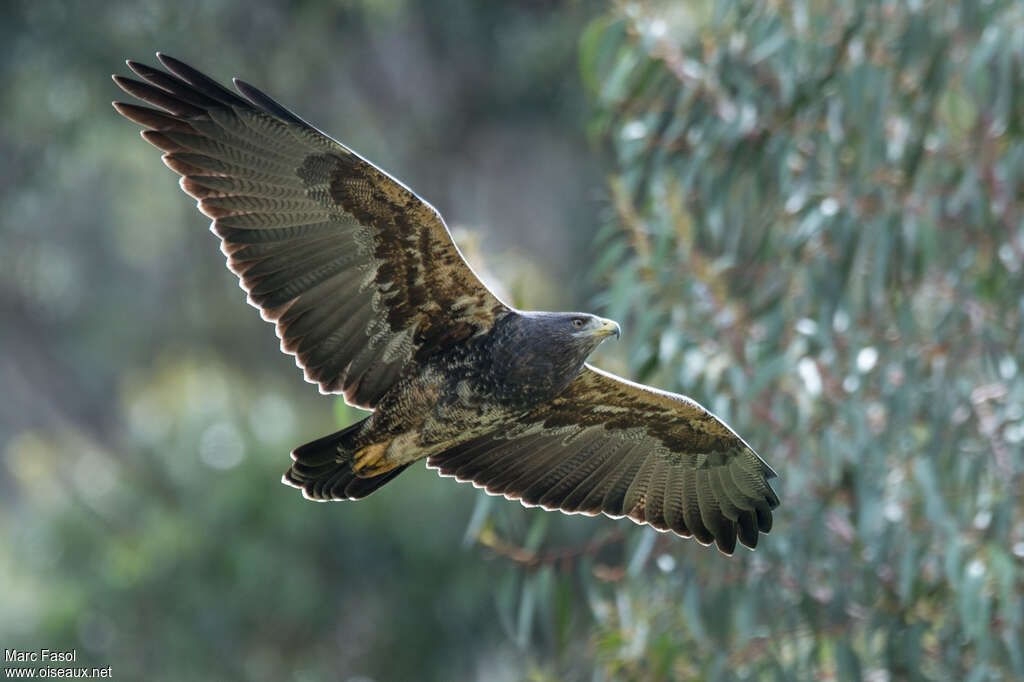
<box><xmin>427</xmin><ymin>365</ymin><xmax>779</xmax><ymax>554</ymax></box>
<box><xmin>113</xmin><ymin>54</ymin><xmax>510</xmax><ymax>408</ymax></box>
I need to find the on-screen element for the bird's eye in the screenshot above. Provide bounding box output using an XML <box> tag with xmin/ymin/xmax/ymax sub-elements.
<box><xmin>572</xmin><ymin>318</ymin><xmax>585</xmax><ymax>328</ymax></box>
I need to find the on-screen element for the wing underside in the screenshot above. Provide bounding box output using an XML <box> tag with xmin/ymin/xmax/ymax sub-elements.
<box><xmin>428</xmin><ymin>365</ymin><xmax>778</xmax><ymax>554</ymax></box>
<box><xmin>114</xmin><ymin>54</ymin><xmax>510</xmax><ymax>408</ymax></box>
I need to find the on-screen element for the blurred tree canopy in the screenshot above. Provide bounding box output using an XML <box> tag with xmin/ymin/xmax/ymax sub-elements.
<box><xmin>2</xmin><ymin>0</ymin><xmax>1023</xmax><ymax>681</ymax></box>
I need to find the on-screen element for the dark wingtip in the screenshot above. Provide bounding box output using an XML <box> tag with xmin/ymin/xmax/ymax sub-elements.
<box><xmin>155</xmin><ymin>53</ymin><xmax>189</xmax><ymax>76</ymax></box>
<box><xmin>716</xmin><ymin>531</ymin><xmax>737</xmax><ymax>556</ymax></box>
<box><xmin>155</xmin><ymin>52</ymin><xmax>181</xmax><ymax>71</ymax></box>
<box><xmin>232</xmin><ymin>77</ymin><xmax>308</xmax><ymax>127</ymax></box>
<box><xmin>125</xmin><ymin>59</ymin><xmax>164</xmax><ymax>84</ymax></box>
<box><xmin>155</xmin><ymin>53</ymin><xmax>250</xmax><ymax>107</ymax></box>
<box><xmin>756</xmin><ymin>506</ymin><xmax>773</xmax><ymax>533</ymax></box>
<box><xmin>737</xmin><ymin>512</ymin><xmax>759</xmax><ymax>549</ymax></box>
<box><xmin>232</xmin><ymin>78</ymin><xmax>255</xmax><ymax>97</ymax></box>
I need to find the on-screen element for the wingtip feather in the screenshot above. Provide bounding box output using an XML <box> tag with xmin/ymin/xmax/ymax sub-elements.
<box><xmin>125</xmin><ymin>59</ymin><xmax>155</xmax><ymax>79</ymax></box>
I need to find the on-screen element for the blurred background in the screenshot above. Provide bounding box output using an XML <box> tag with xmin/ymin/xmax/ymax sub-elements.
<box><xmin>1</xmin><ymin>0</ymin><xmax>1022</xmax><ymax>680</ymax></box>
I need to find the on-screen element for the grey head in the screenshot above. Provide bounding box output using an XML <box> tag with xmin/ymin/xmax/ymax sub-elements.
<box><xmin>517</xmin><ymin>310</ymin><xmax>620</xmax><ymax>356</ymax></box>
<box><xmin>489</xmin><ymin>311</ymin><xmax>621</xmax><ymax>403</ymax></box>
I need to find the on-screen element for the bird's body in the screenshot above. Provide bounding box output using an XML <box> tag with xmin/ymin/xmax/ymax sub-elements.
<box><xmin>297</xmin><ymin>311</ymin><xmax>620</xmax><ymax>480</ymax></box>
<box><xmin>113</xmin><ymin>55</ymin><xmax>780</xmax><ymax>554</ymax></box>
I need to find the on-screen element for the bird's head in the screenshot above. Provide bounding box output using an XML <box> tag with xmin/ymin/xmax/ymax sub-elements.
<box><xmin>491</xmin><ymin>311</ymin><xmax>622</xmax><ymax>402</ymax></box>
<box><xmin>566</xmin><ymin>313</ymin><xmax>621</xmax><ymax>348</ymax></box>
<box><xmin>515</xmin><ymin>311</ymin><xmax>621</xmax><ymax>362</ymax></box>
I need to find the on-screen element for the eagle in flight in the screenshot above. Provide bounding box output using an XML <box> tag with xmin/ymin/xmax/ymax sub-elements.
<box><xmin>113</xmin><ymin>54</ymin><xmax>779</xmax><ymax>554</ymax></box>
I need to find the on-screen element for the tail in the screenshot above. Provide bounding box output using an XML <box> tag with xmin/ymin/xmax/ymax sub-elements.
<box><xmin>282</xmin><ymin>419</ymin><xmax>410</xmax><ymax>501</ymax></box>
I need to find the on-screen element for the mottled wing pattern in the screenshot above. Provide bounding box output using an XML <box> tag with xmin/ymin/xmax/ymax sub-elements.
<box><xmin>113</xmin><ymin>54</ymin><xmax>509</xmax><ymax>408</ymax></box>
<box><xmin>427</xmin><ymin>365</ymin><xmax>779</xmax><ymax>554</ymax></box>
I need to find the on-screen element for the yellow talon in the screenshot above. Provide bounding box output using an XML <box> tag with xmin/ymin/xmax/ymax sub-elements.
<box><xmin>351</xmin><ymin>441</ymin><xmax>390</xmax><ymax>475</ymax></box>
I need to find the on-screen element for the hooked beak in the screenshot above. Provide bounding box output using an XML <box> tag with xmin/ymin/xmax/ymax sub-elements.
<box><xmin>593</xmin><ymin>318</ymin><xmax>621</xmax><ymax>340</ymax></box>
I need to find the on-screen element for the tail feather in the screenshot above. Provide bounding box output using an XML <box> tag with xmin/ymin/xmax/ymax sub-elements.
<box><xmin>283</xmin><ymin>420</ymin><xmax>409</xmax><ymax>501</ymax></box>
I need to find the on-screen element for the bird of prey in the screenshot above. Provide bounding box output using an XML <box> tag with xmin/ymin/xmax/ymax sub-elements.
<box><xmin>112</xmin><ymin>54</ymin><xmax>779</xmax><ymax>554</ymax></box>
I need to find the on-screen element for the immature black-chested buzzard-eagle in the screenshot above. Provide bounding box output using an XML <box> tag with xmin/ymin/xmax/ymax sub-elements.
<box><xmin>113</xmin><ymin>54</ymin><xmax>779</xmax><ymax>554</ymax></box>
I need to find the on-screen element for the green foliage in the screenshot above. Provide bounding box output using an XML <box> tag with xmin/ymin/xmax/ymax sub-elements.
<box><xmin>554</xmin><ymin>0</ymin><xmax>1023</xmax><ymax>678</ymax></box>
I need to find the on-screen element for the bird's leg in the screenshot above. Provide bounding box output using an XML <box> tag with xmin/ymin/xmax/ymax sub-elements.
<box><xmin>349</xmin><ymin>440</ymin><xmax>397</xmax><ymax>476</ymax></box>
<box><xmin>351</xmin><ymin>432</ymin><xmax>422</xmax><ymax>477</ymax></box>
